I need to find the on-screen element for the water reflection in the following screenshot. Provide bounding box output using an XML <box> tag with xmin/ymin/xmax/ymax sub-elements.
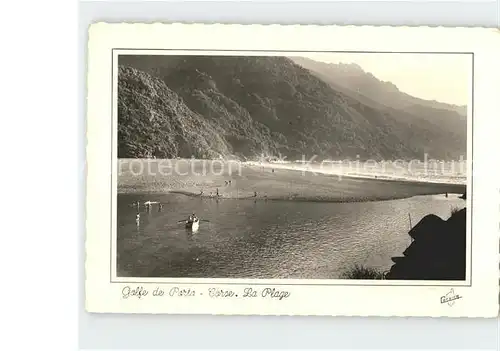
<box><xmin>116</xmin><ymin>193</ymin><xmax>465</xmax><ymax>279</ymax></box>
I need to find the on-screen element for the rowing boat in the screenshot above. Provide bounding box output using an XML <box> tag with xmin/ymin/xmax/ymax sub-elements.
<box><xmin>185</xmin><ymin>219</ymin><xmax>200</xmax><ymax>231</ymax></box>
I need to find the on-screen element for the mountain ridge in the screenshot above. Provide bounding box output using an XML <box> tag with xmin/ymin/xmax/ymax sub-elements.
<box><xmin>117</xmin><ymin>55</ymin><xmax>467</xmax><ymax>162</ymax></box>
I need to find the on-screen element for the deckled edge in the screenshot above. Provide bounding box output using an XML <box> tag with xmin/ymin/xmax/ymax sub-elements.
<box><xmin>84</xmin><ymin>20</ymin><xmax>91</xmax><ymax>313</ymax></box>
<box><xmin>87</xmin><ymin>22</ymin><xmax>500</xmax><ymax>29</ymax></box>
<box><xmin>84</xmin><ymin>22</ymin><xmax>500</xmax><ymax>318</ymax></box>
<box><xmin>85</xmin><ymin>22</ymin><xmax>500</xmax><ymax>39</ymax></box>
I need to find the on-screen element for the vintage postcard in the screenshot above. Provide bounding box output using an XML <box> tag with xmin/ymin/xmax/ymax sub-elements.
<box><xmin>85</xmin><ymin>23</ymin><xmax>500</xmax><ymax>317</ymax></box>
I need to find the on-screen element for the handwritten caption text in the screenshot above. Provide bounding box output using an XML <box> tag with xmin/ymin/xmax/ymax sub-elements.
<box><xmin>121</xmin><ymin>286</ymin><xmax>291</xmax><ymax>301</ymax></box>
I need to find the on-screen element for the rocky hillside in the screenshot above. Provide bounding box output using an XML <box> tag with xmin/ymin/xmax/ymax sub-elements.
<box><xmin>118</xmin><ymin>66</ymin><xmax>230</xmax><ymax>159</ymax></box>
<box><xmin>118</xmin><ymin>55</ymin><xmax>467</xmax><ymax>161</ymax></box>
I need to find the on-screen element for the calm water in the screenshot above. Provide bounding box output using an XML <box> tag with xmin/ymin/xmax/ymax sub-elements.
<box><xmin>117</xmin><ymin>193</ymin><xmax>465</xmax><ymax>279</ymax></box>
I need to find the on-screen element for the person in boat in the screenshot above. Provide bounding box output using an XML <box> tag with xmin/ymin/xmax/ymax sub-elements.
<box><xmin>188</xmin><ymin>213</ymin><xmax>198</xmax><ymax>222</ymax></box>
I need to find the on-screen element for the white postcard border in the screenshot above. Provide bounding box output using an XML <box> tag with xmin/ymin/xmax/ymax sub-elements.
<box><xmin>86</xmin><ymin>23</ymin><xmax>500</xmax><ymax>317</ymax></box>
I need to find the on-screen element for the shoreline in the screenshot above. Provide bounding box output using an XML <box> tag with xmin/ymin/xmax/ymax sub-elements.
<box><xmin>244</xmin><ymin>161</ymin><xmax>466</xmax><ymax>188</ymax></box>
<box><xmin>166</xmin><ymin>190</ymin><xmax>465</xmax><ymax>204</ymax></box>
<box><xmin>243</xmin><ymin>160</ymin><xmax>466</xmax><ymax>187</ymax></box>
<box><xmin>118</xmin><ymin>159</ymin><xmax>466</xmax><ymax>204</ymax></box>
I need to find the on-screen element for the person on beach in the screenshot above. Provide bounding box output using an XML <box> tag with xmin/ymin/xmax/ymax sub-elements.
<box><xmin>254</xmin><ymin>191</ymin><xmax>257</xmax><ymax>197</ymax></box>
<box><xmin>216</xmin><ymin>188</ymin><xmax>219</xmax><ymax>197</ymax></box>
<box><xmin>200</xmin><ymin>189</ymin><xmax>204</xmax><ymax>196</ymax></box>
<box><xmin>136</xmin><ymin>213</ymin><xmax>140</xmax><ymax>225</ymax></box>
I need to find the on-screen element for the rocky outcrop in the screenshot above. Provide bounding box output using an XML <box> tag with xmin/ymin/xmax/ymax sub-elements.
<box><xmin>385</xmin><ymin>208</ymin><xmax>466</xmax><ymax>280</ymax></box>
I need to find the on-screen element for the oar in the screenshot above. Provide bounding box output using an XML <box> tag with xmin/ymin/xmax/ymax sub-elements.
<box><xmin>200</xmin><ymin>219</ymin><xmax>210</xmax><ymax>222</ymax></box>
<box><xmin>177</xmin><ymin>219</ymin><xmax>187</xmax><ymax>223</ymax></box>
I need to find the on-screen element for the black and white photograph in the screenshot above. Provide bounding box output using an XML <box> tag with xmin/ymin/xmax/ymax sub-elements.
<box><xmin>116</xmin><ymin>51</ymin><xmax>470</xmax><ymax>282</ymax></box>
<box><xmin>84</xmin><ymin>24</ymin><xmax>500</xmax><ymax>317</ymax></box>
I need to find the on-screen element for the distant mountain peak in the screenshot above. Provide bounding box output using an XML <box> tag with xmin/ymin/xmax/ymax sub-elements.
<box><xmin>335</xmin><ymin>62</ymin><xmax>364</xmax><ymax>71</ymax></box>
<box><xmin>291</xmin><ymin>56</ymin><xmax>467</xmax><ymax>117</ymax></box>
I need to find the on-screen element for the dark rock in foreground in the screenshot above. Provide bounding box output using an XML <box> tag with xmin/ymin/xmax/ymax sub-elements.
<box><xmin>385</xmin><ymin>208</ymin><xmax>466</xmax><ymax>280</ymax></box>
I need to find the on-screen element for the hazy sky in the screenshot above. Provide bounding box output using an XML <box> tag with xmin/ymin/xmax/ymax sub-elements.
<box><xmin>307</xmin><ymin>52</ymin><xmax>471</xmax><ymax>106</ymax></box>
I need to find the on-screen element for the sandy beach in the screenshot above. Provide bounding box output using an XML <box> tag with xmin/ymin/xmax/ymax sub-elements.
<box><xmin>117</xmin><ymin>159</ymin><xmax>466</xmax><ymax>202</ymax></box>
